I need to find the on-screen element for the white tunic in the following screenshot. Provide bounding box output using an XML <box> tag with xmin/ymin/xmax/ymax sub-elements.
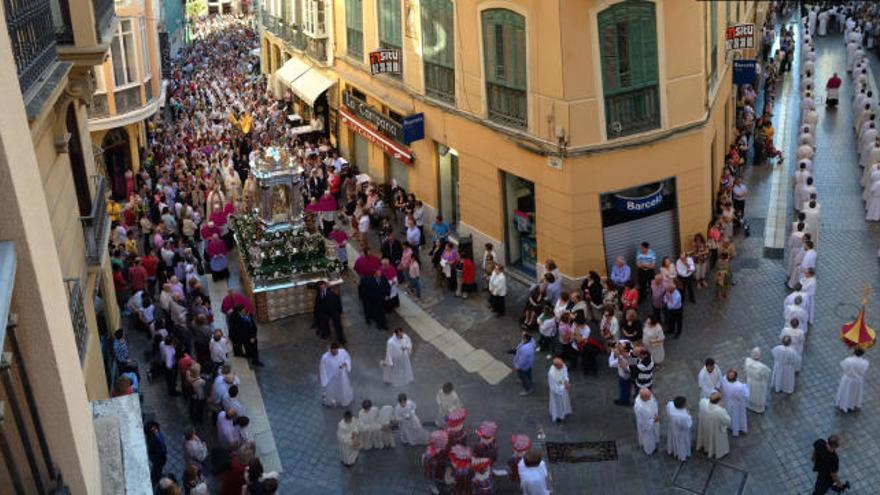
<box><xmin>698</xmin><ymin>366</ymin><xmax>722</xmax><ymax>399</ymax></box>
<box><xmin>394</xmin><ymin>400</ymin><xmax>429</xmax><ymax>446</ymax></box>
<box><xmin>665</xmin><ymin>402</ymin><xmax>693</xmax><ymax>461</ymax></box>
<box><xmin>357</xmin><ymin>407</ymin><xmax>382</xmax><ymax>450</ymax></box>
<box><xmin>867</xmin><ymin>181</ymin><xmax>880</xmax><ymax>221</ymax></box>
<box><xmin>696</xmin><ymin>399</ymin><xmax>731</xmax><ymax>459</ymax></box>
<box><xmin>835</xmin><ymin>356</ymin><xmax>869</xmax><ymax>412</ymax></box>
<box><xmin>800</xmin><ymin>274</ymin><xmax>817</xmax><ymax>323</ymax></box>
<box><xmin>435</xmin><ymin>390</ymin><xmax>462</xmax><ymax>427</ymax></box>
<box><xmin>633</xmin><ymin>396</ymin><xmax>659</xmax><ymax>455</ymax></box>
<box><xmin>319</xmin><ymin>350</ymin><xmax>354</xmax><ymax>407</ymax></box>
<box><xmin>780</xmin><ymin>326</ymin><xmax>806</xmax><ymax>371</ymax></box>
<box><xmin>771</xmin><ymin>345</ymin><xmax>801</xmax><ymax>394</ymax></box>
<box><xmin>548</xmin><ymin>365</ymin><xmax>573</xmax><ymax>421</ymax></box>
<box><xmin>719</xmin><ymin>379</ymin><xmax>749</xmax><ymax>436</ymax></box>
<box><xmin>744</xmin><ymin>357</ymin><xmax>771</xmax><ymax>413</ymax></box>
<box><xmin>337</xmin><ymin>419</ymin><xmax>360</xmax><ymax>466</ymax></box>
<box><xmin>784</xmin><ymin>304</ymin><xmax>809</xmax><ymax>329</ymax></box>
<box><xmin>383</xmin><ymin>334</ymin><xmax>414</xmax><ymax>387</ymax></box>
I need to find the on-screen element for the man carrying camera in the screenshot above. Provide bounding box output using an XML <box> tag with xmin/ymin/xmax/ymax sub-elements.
<box><xmin>812</xmin><ymin>435</ymin><xmax>849</xmax><ymax>494</ymax></box>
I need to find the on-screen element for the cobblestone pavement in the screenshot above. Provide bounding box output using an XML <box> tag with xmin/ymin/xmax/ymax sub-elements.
<box><xmin>130</xmin><ymin>29</ymin><xmax>880</xmax><ymax>495</ymax></box>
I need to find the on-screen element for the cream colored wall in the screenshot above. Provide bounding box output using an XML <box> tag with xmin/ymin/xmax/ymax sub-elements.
<box><xmin>0</xmin><ymin>10</ymin><xmax>101</xmax><ymax>495</ymax></box>
<box><xmin>83</xmin><ymin>271</ymin><xmax>109</xmax><ymax>400</ymax></box>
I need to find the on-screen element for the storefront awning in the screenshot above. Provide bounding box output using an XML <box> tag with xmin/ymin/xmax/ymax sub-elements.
<box><xmin>288</xmin><ymin>69</ymin><xmax>335</xmax><ymax>107</ymax></box>
<box><xmin>274</xmin><ymin>58</ymin><xmax>311</xmax><ymax>87</ymax></box>
<box><xmin>340</xmin><ymin>107</ymin><xmax>413</xmax><ymax>165</ymax></box>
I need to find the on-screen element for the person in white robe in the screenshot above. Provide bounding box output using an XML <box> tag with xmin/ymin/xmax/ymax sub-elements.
<box><xmin>861</xmin><ymin>124</ymin><xmax>879</xmax><ymax>168</ymax></box>
<box><xmin>698</xmin><ymin>358</ymin><xmax>722</xmax><ymax>399</ymax></box>
<box><xmin>863</xmin><ymin>162</ymin><xmax>880</xmax><ymax>193</ymax></box>
<box><xmin>718</xmin><ymin>370</ymin><xmax>749</xmax><ymax>437</ymax></box>
<box><xmin>784</xmin><ymin>297</ymin><xmax>809</xmax><ymax>329</ymax></box>
<box><xmin>800</xmin><ymin>267</ymin><xmax>817</xmax><ymax>324</ymax></box>
<box><xmin>835</xmin><ymin>349</ymin><xmax>869</xmax><ymax>412</ymax></box>
<box><xmin>744</xmin><ymin>348</ymin><xmax>771</xmax><ymax>413</ymax></box>
<box><xmin>394</xmin><ymin>393</ymin><xmax>429</xmax><ymax>446</ymax></box>
<box><xmin>337</xmin><ymin>411</ymin><xmax>360</xmax><ymax>466</ymax></box>
<box><xmin>780</xmin><ymin>319</ymin><xmax>806</xmax><ymax>371</ymax></box>
<box><xmin>435</xmin><ymin>382</ymin><xmax>462</xmax><ymax>427</ymax></box>
<box><xmin>357</xmin><ymin>400</ymin><xmax>382</xmax><ymax>450</ymax></box>
<box><xmin>548</xmin><ymin>357</ymin><xmax>572</xmax><ymax>422</ymax></box>
<box><xmin>696</xmin><ymin>393</ymin><xmax>731</xmax><ymax>459</ymax></box>
<box><xmin>633</xmin><ymin>388</ymin><xmax>660</xmax><ymax>455</ymax></box>
<box><xmin>383</xmin><ymin>328</ymin><xmax>414</xmax><ymax>387</ymax></box>
<box><xmin>803</xmin><ymin>108</ymin><xmax>818</xmax><ymax>128</ymax></box>
<box><xmin>771</xmin><ymin>336</ymin><xmax>801</xmax><ymax>394</ymax></box>
<box><xmin>796</xmin><ymin>178</ymin><xmax>817</xmax><ymax>212</ymax></box>
<box><xmin>803</xmin><ymin>201</ymin><xmax>820</xmax><ymax>245</ymax></box>
<box><xmin>818</xmin><ymin>10</ymin><xmax>829</xmax><ymax>36</ymax></box>
<box><xmin>377</xmin><ymin>405</ymin><xmax>396</xmax><ymax>448</ymax></box>
<box><xmin>787</xmin><ymin>228</ymin><xmax>806</xmax><ymax>283</ymax></box>
<box><xmin>867</xmin><ymin>179</ymin><xmax>880</xmax><ymax>221</ymax></box>
<box><xmin>319</xmin><ymin>344</ymin><xmax>354</xmax><ymax>407</ymax></box>
<box><xmin>796</xmin><ymin>138</ymin><xmax>814</xmax><ymax>162</ymax></box>
<box><xmin>798</xmin><ymin>130</ymin><xmax>815</xmax><ymax>149</ymax></box>
<box><xmin>666</xmin><ymin>396</ymin><xmax>693</xmax><ymax>461</ymax></box>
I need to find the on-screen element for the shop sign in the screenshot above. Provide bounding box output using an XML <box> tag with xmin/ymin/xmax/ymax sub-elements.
<box><xmin>402</xmin><ymin>113</ymin><xmax>424</xmax><ymax>145</ymax></box>
<box><xmin>612</xmin><ymin>187</ymin><xmax>665</xmax><ymax>213</ymax></box>
<box><xmin>339</xmin><ymin>107</ymin><xmax>413</xmax><ymax>165</ymax></box>
<box><xmin>342</xmin><ymin>91</ymin><xmax>404</xmax><ymax>142</ymax></box>
<box><xmin>733</xmin><ymin>59</ymin><xmax>757</xmax><ymax>85</ymax></box>
<box><xmin>726</xmin><ymin>23</ymin><xmax>755</xmax><ymax>51</ymax></box>
<box><xmin>369</xmin><ymin>49</ymin><xmax>402</xmax><ymax>75</ymax></box>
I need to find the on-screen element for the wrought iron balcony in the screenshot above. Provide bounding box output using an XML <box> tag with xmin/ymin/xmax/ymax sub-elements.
<box><xmin>306</xmin><ymin>36</ymin><xmax>328</xmax><ymax>63</ymax></box>
<box><xmin>604</xmin><ymin>85</ymin><xmax>660</xmax><ymax>139</ymax></box>
<box><xmin>486</xmin><ymin>82</ymin><xmax>527</xmax><ymax>129</ymax></box>
<box><xmin>64</xmin><ymin>278</ymin><xmax>88</xmax><ymax>363</ymax></box>
<box><xmin>424</xmin><ymin>61</ymin><xmax>455</xmax><ymax>104</ymax></box>
<box><xmin>6</xmin><ymin>0</ymin><xmax>60</xmax><ymax>95</ymax></box>
<box><xmin>80</xmin><ymin>175</ymin><xmax>109</xmax><ymax>266</ymax></box>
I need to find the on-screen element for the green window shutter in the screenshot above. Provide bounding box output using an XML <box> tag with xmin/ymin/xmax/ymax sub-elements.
<box><xmin>346</xmin><ymin>0</ymin><xmax>364</xmax><ymax>57</ymax></box>
<box><xmin>420</xmin><ymin>0</ymin><xmax>454</xmax><ymax>67</ymax></box>
<box><xmin>481</xmin><ymin>9</ymin><xmax>526</xmax><ymax>90</ymax></box>
<box><xmin>379</xmin><ymin>0</ymin><xmax>402</xmax><ymax>48</ymax></box>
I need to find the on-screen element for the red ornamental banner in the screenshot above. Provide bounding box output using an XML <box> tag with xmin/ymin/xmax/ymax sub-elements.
<box><xmin>339</xmin><ymin>107</ymin><xmax>413</xmax><ymax>165</ymax></box>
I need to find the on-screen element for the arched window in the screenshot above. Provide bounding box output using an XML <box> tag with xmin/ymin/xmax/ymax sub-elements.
<box><xmin>481</xmin><ymin>9</ymin><xmax>527</xmax><ymax>129</ymax></box>
<box><xmin>421</xmin><ymin>0</ymin><xmax>454</xmax><ymax>103</ymax></box>
<box><xmin>598</xmin><ymin>1</ymin><xmax>660</xmax><ymax>138</ymax></box>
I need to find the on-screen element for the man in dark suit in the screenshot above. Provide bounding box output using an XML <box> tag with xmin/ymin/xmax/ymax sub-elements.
<box><xmin>314</xmin><ymin>281</ymin><xmax>346</xmax><ymax>344</ymax></box>
<box><xmin>381</xmin><ymin>233</ymin><xmax>403</xmax><ymax>267</ymax></box>
<box><xmin>360</xmin><ymin>269</ymin><xmax>390</xmax><ymax>330</ymax></box>
<box><xmin>228</xmin><ymin>305</ymin><xmax>264</xmax><ymax>367</ymax></box>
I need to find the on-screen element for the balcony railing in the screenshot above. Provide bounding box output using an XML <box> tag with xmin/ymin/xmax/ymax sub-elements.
<box><xmin>114</xmin><ymin>85</ymin><xmax>142</xmax><ymax>114</ymax></box>
<box><xmin>6</xmin><ymin>0</ymin><xmax>59</xmax><ymax>95</ymax></box>
<box><xmin>306</xmin><ymin>36</ymin><xmax>327</xmax><ymax>63</ymax></box>
<box><xmin>486</xmin><ymin>82</ymin><xmax>527</xmax><ymax>129</ymax></box>
<box><xmin>80</xmin><ymin>175</ymin><xmax>109</xmax><ymax>266</ymax></box>
<box><xmin>604</xmin><ymin>85</ymin><xmax>660</xmax><ymax>139</ymax></box>
<box><xmin>92</xmin><ymin>0</ymin><xmax>114</xmax><ymax>40</ymax></box>
<box><xmin>425</xmin><ymin>61</ymin><xmax>455</xmax><ymax>104</ymax></box>
<box><xmin>90</xmin><ymin>93</ymin><xmax>109</xmax><ymax>118</ymax></box>
<box><xmin>63</xmin><ymin>278</ymin><xmax>88</xmax><ymax>363</ymax></box>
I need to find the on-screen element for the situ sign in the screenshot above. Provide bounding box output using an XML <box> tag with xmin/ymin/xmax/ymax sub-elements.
<box><xmin>726</xmin><ymin>23</ymin><xmax>755</xmax><ymax>51</ymax></box>
<box><xmin>369</xmin><ymin>49</ymin><xmax>402</xmax><ymax>75</ymax></box>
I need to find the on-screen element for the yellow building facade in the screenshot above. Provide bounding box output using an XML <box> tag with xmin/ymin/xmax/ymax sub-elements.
<box><xmin>263</xmin><ymin>0</ymin><xmax>767</xmax><ymax>281</ymax></box>
<box><xmin>89</xmin><ymin>0</ymin><xmax>164</xmax><ymax>200</ymax></box>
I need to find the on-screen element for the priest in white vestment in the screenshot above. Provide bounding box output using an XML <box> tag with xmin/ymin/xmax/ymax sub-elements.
<box><xmin>784</xmin><ymin>297</ymin><xmax>809</xmax><ymax>328</ymax></box>
<box><xmin>383</xmin><ymin>328</ymin><xmax>414</xmax><ymax>387</ymax></box>
<box><xmin>319</xmin><ymin>344</ymin><xmax>354</xmax><ymax>407</ymax></box>
<box><xmin>803</xmin><ymin>201</ymin><xmax>820</xmax><ymax>245</ymax></box>
<box><xmin>698</xmin><ymin>359</ymin><xmax>722</xmax><ymax>398</ymax></box>
<box><xmin>548</xmin><ymin>358</ymin><xmax>572</xmax><ymax>422</ymax></box>
<box><xmin>799</xmin><ymin>268</ymin><xmax>817</xmax><ymax>324</ymax></box>
<box><xmin>666</xmin><ymin>396</ymin><xmax>693</xmax><ymax>461</ymax></box>
<box><xmin>394</xmin><ymin>393</ymin><xmax>429</xmax><ymax>446</ymax></box>
<box><xmin>771</xmin><ymin>336</ymin><xmax>801</xmax><ymax>394</ymax></box>
<box><xmin>835</xmin><ymin>349</ymin><xmax>870</xmax><ymax>412</ymax></box>
<box><xmin>377</xmin><ymin>405</ymin><xmax>396</xmax><ymax>448</ymax></box>
<box><xmin>719</xmin><ymin>370</ymin><xmax>749</xmax><ymax>436</ymax></box>
<box><xmin>633</xmin><ymin>388</ymin><xmax>660</xmax><ymax>455</ymax></box>
<box><xmin>337</xmin><ymin>411</ymin><xmax>360</xmax><ymax>466</ymax></box>
<box><xmin>862</xmin><ymin>161</ymin><xmax>880</xmax><ymax>190</ymax></box>
<box><xmin>745</xmin><ymin>348</ymin><xmax>771</xmax><ymax>413</ymax></box>
<box><xmin>435</xmin><ymin>382</ymin><xmax>462</xmax><ymax>427</ymax></box>
<box><xmin>696</xmin><ymin>393</ymin><xmax>731</xmax><ymax>459</ymax></box>
<box><xmin>357</xmin><ymin>400</ymin><xmax>382</xmax><ymax>450</ymax></box>
<box><xmin>867</xmin><ymin>179</ymin><xmax>880</xmax><ymax>221</ymax></box>
<box><xmin>780</xmin><ymin>319</ymin><xmax>807</xmax><ymax>371</ymax></box>
<box><xmin>818</xmin><ymin>10</ymin><xmax>829</xmax><ymax>36</ymax></box>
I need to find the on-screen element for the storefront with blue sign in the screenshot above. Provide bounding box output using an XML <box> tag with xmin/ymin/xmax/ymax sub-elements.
<box><xmin>599</xmin><ymin>178</ymin><xmax>679</xmax><ymax>270</ymax></box>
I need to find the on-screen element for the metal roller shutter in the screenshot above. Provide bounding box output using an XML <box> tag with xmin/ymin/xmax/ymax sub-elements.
<box><xmin>602</xmin><ymin>209</ymin><xmax>680</xmax><ymax>272</ymax></box>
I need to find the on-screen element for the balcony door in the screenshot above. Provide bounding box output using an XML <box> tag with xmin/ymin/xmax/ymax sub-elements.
<box><xmin>67</xmin><ymin>106</ymin><xmax>92</xmax><ymax>216</ymax></box>
<box><xmin>101</xmin><ymin>128</ymin><xmax>131</xmax><ymax>200</ymax></box>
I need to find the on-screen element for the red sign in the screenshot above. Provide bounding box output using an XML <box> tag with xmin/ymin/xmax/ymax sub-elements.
<box><xmin>369</xmin><ymin>49</ymin><xmax>401</xmax><ymax>75</ymax></box>
<box><xmin>339</xmin><ymin>107</ymin><xmax>413</xmax><ymax>165</ymax></box>
<box><xmin>725</xmin><ymin>23</ymin><xmax>755</xmax><ymax>51</ymax></box>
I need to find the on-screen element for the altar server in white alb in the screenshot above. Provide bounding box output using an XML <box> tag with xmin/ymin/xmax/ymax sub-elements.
<box><xmin>394</xmin><ymin>393</ymin><xmax>429</xmax><ymax>446</ymax></box>
<box><xmin>696</xmin><ymin>392</ymin><xmax>731</xmax><ymax>460</ymax></box>
<box><xmin>771</xmin><ymin>336</ymin><xmax>801</xmax><ymax>394</ymax></box>
<box><xmin>633</xmin><ymin>388</ymin><xmax>660</xmax><ymax>455</ymax></box>
<box><xmin>319</xmin><ymin>342</ymin><xmax>353</xmax><ymax>407</ymax></box>
<box><xmin>744</xmin><ymin>348</ymin><xmax>771</xmax><ymax>413</ymax></box>
<box><xmin>666</xmin><ymin>396</ymin><xmax>693</xmax><ymax>462</ymax></box>
<box><xmin>835</xmin><ymin>348</ymin><xmax>870</xmax><ymax>412</ymax></box>
<box><xmin>383</xmin><ymin>327</ymin><xmax>414</xmax><ymax>387</ymax></box>
<box><xmin>547</xmin><ymin>357</ymin><xmax>572</xmax><ymax>422</ymax></box>
<box><xmin>719</xmin><ymin>369</ymin><xmax>749</xmax><ymax>437</ymax></box>
<box><xmin>337</xmin><ymin>410</ymin><xmax>360</xmax><ymax>467</ymax></box>
<box><xmin>357</xmin><ymin>400</ymin><xmax>382</xmax><ymax>450</ymax></box>
<box><xmin>698</xmin><ymin>358</ymin><xmax>722</xmax><ymax>399</ymax></box>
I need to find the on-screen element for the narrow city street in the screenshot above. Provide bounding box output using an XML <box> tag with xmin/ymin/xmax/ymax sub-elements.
<box><xmin>125</xmin><ymin>15</ymin><xmax>880</xmax><ymax>495</ymax></box>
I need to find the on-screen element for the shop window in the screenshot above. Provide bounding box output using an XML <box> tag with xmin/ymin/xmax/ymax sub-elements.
<box><xmin>481</xmin><ymin>9</ymin><xmax>527</xmax><ymax>129</ymax></box>
<box><xmin>303</xmin><ymin>0</ymin><xmax>326</xmax><ymax>37</ymax></box>
<box><xmin>378</xmin><ymin>0</ymin><xmax>402</xmax><ymax>78</ymax></box>
<box><xmin>598</xmin><ymin>1</ymin><xmax>660</xmax><ymax>138</ymax></box>
<box><xmin>111</xmin><ymin>18</ymin><xmax>139</xmax><ymax>87</ymax></box>
<box><xmin>421</xmin><ymin>0</ymin><xmax>455</xmax><ymax>104</ymax></box>
<box><xmin>346</xmin><ymin>0</ymin><xmax>364</xmax><ymax>59</ymax></box>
